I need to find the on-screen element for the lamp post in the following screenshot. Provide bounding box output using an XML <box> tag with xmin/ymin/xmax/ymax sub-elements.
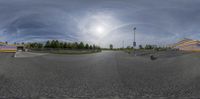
<box><xmin>122</xmin><ymin>40</ymin><xmax>124</xmax><ymax>49</ymax></box>
<box><xmin>133</xmin><ymin>27</ymin><xmax>136</xmax><ymax>56</ymax></box>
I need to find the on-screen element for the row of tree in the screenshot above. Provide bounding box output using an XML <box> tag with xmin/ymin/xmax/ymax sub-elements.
<box><xmin>139</xmin><ymin>44</ymin><xmax>172</xmax><ymax>51</ymax></box>
<box><xmin>107</xmin><ymin>44</ymin><xmax>172</xmax><ymax>51</ymax></box>
<box><xmin>25</xmin><ymin>40</ymin><xmax>101</xmax><ymax>50</ymax></box>
<box><xmin>107</xmin><ymin>44</ymin><xmax>171</xmax><ymax>50</ymax></box>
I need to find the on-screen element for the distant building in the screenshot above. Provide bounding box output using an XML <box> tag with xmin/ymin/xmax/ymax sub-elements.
<box><xmin>16</xmin><ymin>45</ymin><xmax>25</xmax><ymax>51</ymax></box>
<box><xmin>0</xmin><ymin>42</ymin><xmax>17</xmax><ymax>53</ymax></box>
<box><xmin>173</xmin><ymin>38</ymin><xmax>200</xmax><ymax>51</ymax></box>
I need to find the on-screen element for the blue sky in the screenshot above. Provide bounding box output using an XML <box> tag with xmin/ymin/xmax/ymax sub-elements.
<box><xmin>0</xmin><ymin>0</ymin><xmax>200</xmax><ymax>47</ymax></box>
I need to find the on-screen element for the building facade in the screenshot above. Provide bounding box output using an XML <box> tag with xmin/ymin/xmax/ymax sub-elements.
<box><xmin>174</xmin><ymin>38</ymin><xmax>200</xmax><ymax>51</ymax></box>
<box><xmin>0</xmin><ymin>42</ymin><xmax>17</xmax><ymax>53</ymax></box>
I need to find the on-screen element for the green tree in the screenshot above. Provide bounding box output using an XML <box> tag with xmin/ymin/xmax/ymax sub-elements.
<box><xmin>59</xmin><ymin>42</ymin><xmax>64</xmax><ymax>48</ymax></box>
<box><xmin>71</xmin><ymin>42</ymin><xmax>79</xmax><ymax>49</ymax></box>
<box><xmin>89</xmin><ymin>45</ymin><xmax>93</xmax><ymax>49</ymax></box>
<box><xmin>63</xmin><ymin>42</ymin><xmax>67</xmax><ymax>48</ymax></box>
<box><xmin>55</xmin><ymin>40</ymin><xmax>60</xmax><ymax>48</ymax></box>
<box><xmin>85</xmin><ymin>44</ymin><xmax>89</xmax><ymax>49</ymax></box>
<box><xmin>145</xmin><ymin>45</ymin><xmax>156</xmax><ymax>50</ymax></box>
<box><xmin>37</xmin><ymin>43</ymin><xmax>43</xmax><ymax>48</ymax></box>
<box><xmin>139</xmin><ymin>45</ymin><xmax>143</xmax><ymax>49</ymax></box>
<box><xmin>45</xmin><ymin>40</ymin><xmax>51</xmax><ymax>48</ymax></box>
<box><xmin>145</xmin><ymin>45</ymin><xmax>151</xmax><ymax>49</ymax></box>
<box><xmin>67</xmin><ymin>43</ymin><xmax>72</xmax><ymax>49</ymax></box>
<box><xmin>50</xmin><ymin>40</ymin><xmax>55</xmax><ymax>48</ymax></box>
<box><xmin>78</xmin><ymin>42</ymin><xmax>85</xmax><ymax>49</ymax></box>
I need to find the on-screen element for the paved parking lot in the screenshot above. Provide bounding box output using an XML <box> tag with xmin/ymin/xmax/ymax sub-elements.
<box><xmin>0</xmin><ymin>51</ymin><xmax>200</xmax><ymax>98</ymax></box>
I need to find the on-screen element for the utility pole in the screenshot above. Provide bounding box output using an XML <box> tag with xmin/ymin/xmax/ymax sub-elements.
<box><xmin>133</xmin><ymin>27</ymin><xmax>136</xmax><ymax>56</ymax></box>
<box><xmin>122</xmin><ymin>40</ymin><xmax>124</xmax><ymax>49</ymax></box>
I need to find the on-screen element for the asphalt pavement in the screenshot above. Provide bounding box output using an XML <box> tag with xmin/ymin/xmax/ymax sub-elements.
<box><xmin>0</xmin><ymin>51</ymin><xmax>200</xmax><ymax>99</ymax></box>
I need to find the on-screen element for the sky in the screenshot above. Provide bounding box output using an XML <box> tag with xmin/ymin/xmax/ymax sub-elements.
<box><xmin>0</xmin><ymin>0</ymin><xmax>200</xmax><ymax>47</ymax></box>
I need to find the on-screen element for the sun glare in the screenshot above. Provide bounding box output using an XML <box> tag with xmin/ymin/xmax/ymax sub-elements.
<box><xmin>96</xmin><ymin>26</ymin><xmax>105</xmax><ymax>34</ymax></box>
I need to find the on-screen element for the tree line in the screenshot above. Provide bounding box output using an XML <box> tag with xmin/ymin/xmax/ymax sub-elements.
<box><xmin>25</xmin><ymin>40</ymin><xmax>101</xmax><ymax>50</ymax></box>
<box><xmin>138</xmin><ymin>44</ymin><xmax>172</xmax><ymax>51</ymax></box>
<box><xmin>106</xmin><ymin>44</ymin><xmax>172</xmax><ymax>51</ymax></box>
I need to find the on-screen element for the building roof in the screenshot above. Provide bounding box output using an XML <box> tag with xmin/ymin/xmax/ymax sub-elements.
<box><xmin>174</xmin><ymin>38</ymin><xmax>200</xmax><ymax>51</ymax></box>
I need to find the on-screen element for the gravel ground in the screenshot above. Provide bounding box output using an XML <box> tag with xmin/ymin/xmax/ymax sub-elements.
<box><xmin>14</xmin><ymin>52</ymin><xmax>48</xmax><ymax>58</ymax></box>
<box><xmin>0</xmin><ymin>51</ymin><xmax>200</xmax><ymax>99</ymax></box>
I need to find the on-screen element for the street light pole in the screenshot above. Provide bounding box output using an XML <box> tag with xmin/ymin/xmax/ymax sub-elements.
<box><xmin>122</xmin><ymin>40</ymin><xmax>124</xmax><ymax>49</ymax></box>
<box><xmin>133</xmin><ymin>27</ymin><xmax>136</xmax><ymax>56</ymax></box>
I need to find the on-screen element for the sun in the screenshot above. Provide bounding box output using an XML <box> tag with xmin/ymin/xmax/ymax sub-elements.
<box><xmin>96</xmin><ymin>26</ymin><xmax>105</xmax><ymax>34</ymax></box>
